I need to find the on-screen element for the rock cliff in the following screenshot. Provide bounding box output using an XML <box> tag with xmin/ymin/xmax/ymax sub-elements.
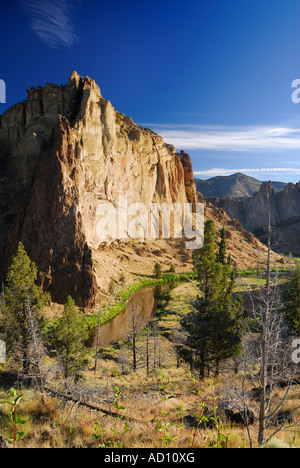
<box><xmin>209</xmin><ymin>181</ymin><xmax>300</xmax><ymax>234</ymax></box>
<box><xmin>0</xmin><ymin>72</ymin><xmax>285</xmax><ymax>308</ymax></box>
<box><xmin>0</xmin><ymin>72</ymin><xmax>198</xmax><ymax>307</ymax></box>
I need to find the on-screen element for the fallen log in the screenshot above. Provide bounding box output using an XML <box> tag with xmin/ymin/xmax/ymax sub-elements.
<box><xmin>44</xmin><ymin>387</ymin><xmax>141</xmax><ymax>423</ymax></box>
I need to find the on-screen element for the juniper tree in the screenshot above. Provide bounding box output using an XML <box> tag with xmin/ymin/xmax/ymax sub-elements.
<box><xmin>1</xmin><ymin>243</ymin><xmax>48</xmax><ymax>378</ymax></box>
<box><xmin>217</xmin><ymin>225</ymin><xmax>227</xmax><ymax>265</ymax></box>
<box><xmin>209</xmin><ymin>263</ymin><xmax>244</xmax><ymax>376</ymax></box>
<box><xmin>53</xmin><ymin>296</ymin><xmax>89</xmax><ymax>381</ymax></box>
<box><xmin>154</xmin><ymin>262</ymin><xmax>162</xmax><ymax>279</ymax></box>
<box><xmin>181</xmin><ymin>221</ymin><xmax>243</xmax><ymax>378</ymax></box>
<box><xmin>181</xmin><ymin>267</ymin><xmax>243</xmax><ymax>378</ymax></box>
<box><xmin>185</xmin><ymin>220</ymin><xmax>218</xmax><ymax>377</ymax></box>
<box><xmin>192</xmin><ymin>219</ymin><xmax>216</xmax><ymax>301</ymax></box>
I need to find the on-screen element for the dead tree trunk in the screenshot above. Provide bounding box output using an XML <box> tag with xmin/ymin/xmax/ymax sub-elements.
<box><xmin>258</xmin><ymin>182</ymin><xmax>272</xmax><ymax>446</ymax></box>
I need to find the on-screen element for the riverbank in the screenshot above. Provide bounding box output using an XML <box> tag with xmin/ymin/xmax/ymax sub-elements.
<box><xmin>83</xmin><ymin>271</ymin><xmax>196</xmax><ymax>332</ymax></box>
<box><xmin>43</xmin><ymin>271</ymin><xmax>196</xmax><ymax>340</ymax></box>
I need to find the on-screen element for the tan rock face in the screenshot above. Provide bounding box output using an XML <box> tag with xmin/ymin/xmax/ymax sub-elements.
<box><xmin>2</xmin><ymin>117</ymin><xmax>98</xmax><ymax>308</ymax></box>
<box><xmin>0</xmin><ymin>72</ymin><xmax>198</xmax><ymax>307</ymax></box>
<box><xmin>1</xmin><ymin>71</ymin><xmax>280</xmax><ymax>308</ymax></box>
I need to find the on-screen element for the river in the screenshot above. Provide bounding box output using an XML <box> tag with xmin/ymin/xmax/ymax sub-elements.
<box><xmin>92</xmin><ymin>284</ymin><xmax>171</xmax><ymax>347</ymax></box>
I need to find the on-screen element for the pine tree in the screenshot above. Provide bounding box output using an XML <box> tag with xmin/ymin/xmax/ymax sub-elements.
<box><xmin>53</xmin><ymin>296</ymin><xmax>89</xmax><ymax>380</ymax></box>
<box><xmin>2</xmin><ymin>243</ymin><xmax>48</xmax><ymax>376</ymax></box>
<box><xmin>283</xmin><ymin>264</ymin><xmax>300</xmax><ymax>335</ymax></box>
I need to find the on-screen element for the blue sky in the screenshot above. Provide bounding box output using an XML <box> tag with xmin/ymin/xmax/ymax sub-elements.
<box><xmin>1</xmin><ymin>0</ymin><xmax>300</xmax><ymax>182</ymax></box>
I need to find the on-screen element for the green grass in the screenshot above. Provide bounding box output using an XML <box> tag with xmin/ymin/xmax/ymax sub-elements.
<box><xmin>44</xmin><ymin>272</ymin><xmax>197</xmax><ymax>338</ymax></box>
<box><xmin>84</xmin><ymin>272</ymin><xmax>196</xmax><ymax>331</ymax></box>
<box><xmin>235</xmin><ymin>277</ymin><xmax>266</xmax><ymax>292</ymax></box>
<box><xmin>237</xmin><ymin>267</ymin><xmax>291</xmax><ymax>277</ymax></box>
<box><xmin>154</xmin><ymin>281</ymin><xmax>199</xmax><ymax>337</ymax></box>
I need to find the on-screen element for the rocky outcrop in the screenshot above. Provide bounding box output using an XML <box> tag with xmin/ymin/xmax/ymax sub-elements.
<box><xmin>1</xmin><ymin>72</ymin><xmax>285</xmax><ymax>308</ymax></box>
<box><xmin>204</xmin><ymin>201</ymin><xmax>284</xmax><ymax>268</ymax></box>
<box><xmin>179</xmin><ymin>151</ymin><xmax>198</xmax><ymax>204</ymax></box>
<box><xmin>209</xmin><ymin>181</ymin><xmax>300</xmax><ymax>234</ymax></box>
<box><xmin>0</xmin><ymin>72</ymin><xmax>198</xmax><ymax>307</ymax></box>
<box><xmin>2</xmin><ymin>117</ymin><xmax>97</xmax><ymax>307</ymax></box>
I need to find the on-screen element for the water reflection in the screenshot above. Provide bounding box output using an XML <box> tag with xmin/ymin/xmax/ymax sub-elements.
<box><xmin>94</xmin><ymin>285</ymin><xmax>170</xmax><ymax>347</ymax></box>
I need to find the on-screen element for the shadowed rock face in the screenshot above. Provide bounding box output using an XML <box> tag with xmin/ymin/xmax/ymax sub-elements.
<box><xmin>209</xmin><ymin>181</ymin><xmax>300</xmax><ymax>233</ymax></box>
<box><xmin>0</xmin><ymin>72</ymin><xmax>198</xmax><ymax>307</ymax></box>
<box><xmin>2</xmin><ymin>117</ymin><xmax>98</xmax><ymax>308</ymax></box>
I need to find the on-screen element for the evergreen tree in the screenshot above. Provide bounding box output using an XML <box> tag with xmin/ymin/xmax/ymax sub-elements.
<box><xmin>283</xmin><ymin>264</ymin><xmax>300</xmax><ymax>335</ymax></box>
<box><xmin>154</xmin><ymin>262</ymin><xmax>162</xmax><ymax>279</ymax></box>
<box><xmin>209</xmin><ymin>262</ymin><xmax>243</xmax><ymax>376</ymax></box>
<box><xmin>217</xmin><ymin>225</ymin><xmax>227</xmax><ymax>265</ymax></box>
<box><xmin>53</xmin><ymin>296</ymin><xmax>89</xmax><ymax>380</ymax></box>
<box><xmin>181</xmin><ymin>221</ymin><xmax>243</xmax><ymax>377</ymax></box>
<box><xmin>2</xmin><ymin>243</ymin><xmax>48</xmax><ymax>376</ymax></box>
<box><xmin>180</xmin><ymin>296</ymin><xmax>212</xmax><ymax>378</ymax></box>
<box><xmin>192</xmin><ymin>219</ymin><xmax>216</xmax><ymax>301</ymax></box>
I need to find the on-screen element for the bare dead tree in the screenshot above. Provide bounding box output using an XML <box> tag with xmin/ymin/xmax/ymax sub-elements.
<box><xmin>146</xmin><ymin>321</ymin><xmax>150</xmax><ymax>377</ymax></box>
<box><xmin>127</xmin><ymin>304</ymin><xmax>141</xmax><ymax>372</ymax></box>
<box><xmin>25</xmin><ymin>299</ymin><xmax>46</xmax><ymax>393</ymax></box>
<box><xmin>94</xmin><ymin>284</ymin><xmax>119</xmax><ymax>374</ymax></box>
<box><xmin>228</xmin><ymin>183</ymin><xmax>299</xmax><ymax>447</ymax></box>
<box><xmin>171</xmin><ymin>329</ymin><xmax>186</xmax><ymax>369</ymax></box>
<box><xmin>258</xmin><ymin>182</ymin><xmax>272</xmax><ymax>444</ymax></box>
<box><xmin>118</xmin><ymin>345</ymin><xmax>128</xmax><ymax>374</ymax></box>
<box><xmin>151</xmin><ymin>319</ymin><xmax>163</xmax><ymax>370</ymax></box>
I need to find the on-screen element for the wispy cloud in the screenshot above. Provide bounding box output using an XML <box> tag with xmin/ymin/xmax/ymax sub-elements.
<box><xmin>20</xmin><ymin>0</ymin><xmax>79</xmax><ymax>49</ymax></box>
<box><xmin>144</xmin><ymin>124</ymin><xmax>300</xmax><ymax>152</ymax></box>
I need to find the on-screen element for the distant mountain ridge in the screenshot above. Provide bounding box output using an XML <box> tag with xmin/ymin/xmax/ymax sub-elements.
<box><xmin>195</xmin><ymin>173</ymin><xmax>287</xmax><ymax>199</ymax></box>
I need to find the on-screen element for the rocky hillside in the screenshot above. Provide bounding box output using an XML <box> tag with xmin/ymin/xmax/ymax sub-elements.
<box><xmin>204</xmin><ymin>201</ymin><xmax>284</xmax><ymax>269</ymax></box>
<box><xmin>195</xmin><ymin>173</ymin><xmax>286</xmax><ymax>199</ymax></box>
<box><xmin>208</xmin><ymin>181</ymin><xmax>300</xmax><ymax>254</ymax></box>
<box><xmin>0</xmin><ymin>72</ymin><xmax>199</xmax><ymax>307</ymax></box>
<box><xmin>210</xmin><ymin>182</ymin><xmax>300</xmax><ymax>232</ymax></box>
<box><xmin>258</xmin><ymin>216</ymin><xmax>300</xmax><ymax>255</ymax></box>
<box><xmin>0</xmin><ymin>72</ymin><xmax>285</xmax><ymax>308</ymax></box>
